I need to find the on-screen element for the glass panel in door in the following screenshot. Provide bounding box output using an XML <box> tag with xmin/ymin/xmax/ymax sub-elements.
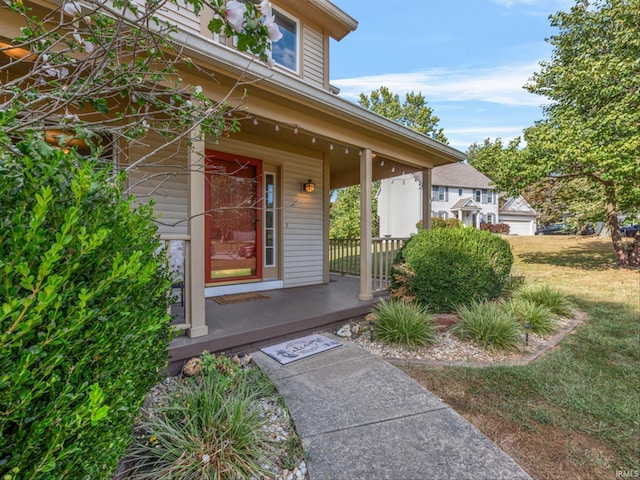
<box><xmin>206</xmin><ymin>152</ymin><xmax>262</xmax><ymax>283</ymax></box>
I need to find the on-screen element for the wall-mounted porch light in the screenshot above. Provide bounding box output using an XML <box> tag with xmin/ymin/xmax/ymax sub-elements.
<box><xmin>302</xmin><ymin>179</ymin><xmax>315</xmax><ymax>193</ymax></box>
<box><xmin>0</xmin><ymin>41</ymin><xmax>36</xmax><ymax>61</ymax></box>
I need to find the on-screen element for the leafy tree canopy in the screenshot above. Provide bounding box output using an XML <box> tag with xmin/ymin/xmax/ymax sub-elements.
<box><xmin>470</xmin><ymin>0</ymin><xmax>639</xmax><ymax>265</ymax></box>
<box><xmin>358</xmin><ymin>86</ymin><xmax>449</xmax><ymax>144</ymax></box>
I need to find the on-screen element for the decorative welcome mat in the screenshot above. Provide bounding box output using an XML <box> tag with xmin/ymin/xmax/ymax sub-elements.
<box><xmin>260</xmin><ymin>334</ymin><xmax>342</xmax><ymax>365</ymax></box>
<box><xmin>210</xmin><ymin>292</ymin><xmax>270</xmax><ymax>305</ymax></box>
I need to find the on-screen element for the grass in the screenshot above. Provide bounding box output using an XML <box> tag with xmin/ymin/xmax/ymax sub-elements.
<box><xmin>120</xmin><ymin>354</ymin><xmax>296</xmax><ymax>480</ymax></box>
<box><xmin>371</xmin><ymin>298</ymin><xmax>437</xmax><ymax>347</ymax></box>
<box><xmin>453</xmin><ymin>300</ymin><xmax>522</xmax><ymax>352</ymax></box>
<box><xmin>402</xmin><ymin>236</ymin><xmax>640</xmax><ymax>479</ymax></box>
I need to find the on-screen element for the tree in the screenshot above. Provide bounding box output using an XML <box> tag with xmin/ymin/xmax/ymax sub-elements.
<box><xmin>471</xmin><ymin>0</ymin><xmax>639</xmax><ymax>266</ymax></box>
<box><xmin>0</xmin><ymin>0</ymin><xmax>280</xmax><ymax>173</ymax></box>
<box><xmin>330</xmin><ymin>182</ymin><xmax>379</xmax><ymax>238</ymax></box>
<box><xmin>358</xmin><ymin>86</ymin><xmax>448</xmax><ymax>144</ymax></box>
<box><xmin>525</xmin><ymin>0</ymin><xmax>640</xmax><ymax>266</ymax></box>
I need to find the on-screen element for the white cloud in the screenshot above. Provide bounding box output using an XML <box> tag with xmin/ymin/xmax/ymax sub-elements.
<box><xmin>332</xmin><ymin>63</ymin><xmax>546</xmax><ymax>107</ymax></box>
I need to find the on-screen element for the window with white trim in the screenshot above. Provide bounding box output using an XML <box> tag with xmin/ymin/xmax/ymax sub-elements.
<box><xmin>474</xmin><ymin>189</ymin><xmax>482</xmax><ymax>202</ymax></box>
<box><xmin>487</xmin><ymin>190</ymin><xmax>494</xmax><ymax>203</ymax></box>
<box><xmin>264</xmin><ymin>172</ymin><xmax>276</xmax><ymax>267</ymax></box>
<box><xmin>437</xmin><ymin>186</ymin><xmax>446</xmax><ymax>201</ymax></box>
<box><xmin>271</xmin><ymin>9</ymin><xmax>298</xmax><ymax>72</ymax></box>
<box><xmin>487</xmin><ymin>213</ymin><xmax>496</xmax><ymax>224</ymax></box>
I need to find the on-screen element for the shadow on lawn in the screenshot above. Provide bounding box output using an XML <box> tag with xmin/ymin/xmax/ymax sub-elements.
<box><xmin>517</xmin><ymin>238</ymin><xmax>622</xmax><ymax>271</ymax></box>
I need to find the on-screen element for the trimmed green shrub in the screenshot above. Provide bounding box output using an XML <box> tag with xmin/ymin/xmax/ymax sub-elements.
<box><xmin>514</xmin><ymin>284</ymin><xmax>573</xmax><ymax>317</ymax></box>
<box><xmin>121</xmin><ymin>354</ymin><xmax>281</xmax><ymax>480</ymax></box>
<box><xmin>453</xmin><ymin>301</ymin><xmax>522</xmax><ymax>351</ymax></box>
<box><xmin>506</xmin><ymin>298</ymin><xmax>558</xmax><ymax>335</ymax></box>
<box><xmin>391</xmin><ymin>227</ymin><xmax>513</xmax><ymax>312</ymax></box>
<box><xmin>0</xmin><ymin>142</ymin><xmax>174</xmax><ymax>478</ymax></box>
<box><xmin>371</xmin><ymin>298</ymin><xmax>437</xmax><ymax>347</ymax></box>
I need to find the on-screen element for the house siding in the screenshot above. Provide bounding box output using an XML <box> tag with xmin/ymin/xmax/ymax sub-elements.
<box><xmin>302</xmin><ymin>24</ymin><xmax>325</xmax><ymax>88</ymax></box>
<box><xmin>125</xmin><ymin>132</ymin><xmax>189</xmax><ymax>236</ymax></box>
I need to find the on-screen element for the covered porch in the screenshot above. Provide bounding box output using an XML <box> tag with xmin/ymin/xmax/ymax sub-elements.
<box><xmin>167</xmin><ymin>274</ymin><xmax>381</xmax><ymax>372</ymax></box>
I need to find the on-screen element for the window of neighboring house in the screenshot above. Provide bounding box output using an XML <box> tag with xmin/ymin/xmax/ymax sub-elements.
<box><xmin>487</xmin><ymin>213</ymin><xmax>495</xmax><ymax>224</ymax></box>
<box><xmin>474</xmin><ymin>189</ymin><xmax>482</xmax><ymax>202</ymax></box>
<box><xmin>437</xmin><ymin>186</ymin><xmax>446</xmax><ymax>201</ymax></box>
<box><xmin>458</xmin><ymin>188</ymin><xmax>463</xmax><ymax>197</ymax></box>
<box><xmin>271</xmin><ymin>9</ymin><xmax>298</xmax><ymax>73</ymax></box>
<box><xmin>487</xmin><ymin>190</ymin><xmax>494</xmax><ymax>204</ymax></box>
<box><xmin>438</xmin><ymin>211</ymin><xmax>448</xmax><ymax>219</ymax></box>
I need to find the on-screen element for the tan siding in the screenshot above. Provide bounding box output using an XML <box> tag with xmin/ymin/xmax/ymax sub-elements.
<box><xmin>124</xmin><ymin>133</ymin><xmax>189</xmax><ymax>236</ymax></box>
<box><xmin>158</xmin><ymin>2</ymin><xmax>200</xmax><ymax>35</ymax></box>
<box><xmin>302</xmin><ymin>25</ymin><xmax>325</xmax><ymax>88</ymax></box>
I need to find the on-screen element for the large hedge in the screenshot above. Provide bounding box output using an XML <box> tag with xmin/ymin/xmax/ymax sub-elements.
<box><xmin>391</xmin><ymin>227</ymin><xmax>513</xmax><ymax>312</ymax></box>
<box><xmin>0</xmin><ymin>141</ymin><xmax>174</xmax><ymax>478</ymax></box>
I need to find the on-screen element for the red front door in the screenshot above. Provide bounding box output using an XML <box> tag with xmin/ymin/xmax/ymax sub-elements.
<box><xmin>205</xmin><ymin>151</ymin><xmax>262</xmax><ymax>283</ymax></box>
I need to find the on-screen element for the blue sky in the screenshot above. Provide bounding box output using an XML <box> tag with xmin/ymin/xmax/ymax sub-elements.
<box><xmin>329</xmin><ymin>0</ymin><xmax>574</xmax><ymax>152</ymax></box>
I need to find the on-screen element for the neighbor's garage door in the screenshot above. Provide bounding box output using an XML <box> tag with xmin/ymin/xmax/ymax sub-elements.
<box><xmin>507</xmin><ymin>220</ymin><xmax>533</xmax><ymax>236</ymax></box>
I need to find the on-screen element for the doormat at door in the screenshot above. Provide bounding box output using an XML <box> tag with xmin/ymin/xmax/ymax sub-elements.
<box><xmin>210</xmin><ymin>292</ymin><xmax>270</xmax><ymax>305</ymax></box>
<box><xmin>260</xmin><ymin>334</ymin><xmax>342</xmax><ymax>365</ymax></box>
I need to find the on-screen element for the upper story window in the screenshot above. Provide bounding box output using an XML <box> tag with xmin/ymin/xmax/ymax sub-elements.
<box><xmin>271</xmin><ymin>9</ymin><xmax>298</xmax><ymax>72</ymax></box>
<box><xmin>487</xmin><ymin>190</ymin><xmax>494</xmax><ymax>204</ymax></box>
<box><xmin>458</xmin><ymin>188</ymin><xmax>463</xmax><ymax>197</ymax></box>
<box><xmin>474</xmin><ymin>189</ymin><xmax>482</xmax><ymax>202</ymax></box>
<box><xmin>437</xmin><ymin>186</ymin><xmax>446</xmax><ymax>201</ymax></box>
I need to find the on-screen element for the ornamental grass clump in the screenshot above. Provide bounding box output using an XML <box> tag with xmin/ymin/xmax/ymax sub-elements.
<box><xmin>121</xmin><ymin>354</ymin><xmax>281</xmax><ymax>480</ymax></box>
<box><xmin>453</xmin><ymin>300</ymin><xmax>522</xmax><ymax>352</ymax></box>
<box><xmin>506</xmin><ymin>298</ymin><xmax>558</xmax><ymax>335</ymax></box>
<box><xmin>514</xmin><ymin>284</ymin><xmax>573</xmax><ymax>317</ymax></box>
<box><xmin>371</xmin><ymin>298</ymin><xmax>437</xmax><ymax>347</ymax></box>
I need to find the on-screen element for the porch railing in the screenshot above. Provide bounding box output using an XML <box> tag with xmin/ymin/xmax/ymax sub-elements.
<box><xmin>329</xmin><ymin>237</ymin><xmax>409</xmax><ymax>293</ymax></box>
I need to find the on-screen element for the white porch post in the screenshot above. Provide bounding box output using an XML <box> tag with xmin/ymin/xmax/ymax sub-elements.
<box><xmin>421</xmin><ymin>168</ymin><xmax>432</xmax><ymax>230</ymax></box>
<box><xmin>186</xmin><ymin>128</ymin><xmax>208</xmax><ymax>338</ymax></box>
<box><xmin>359</xmin><ymin>148</ymin><xmax>373</xmax><ymax>301</ymax></box>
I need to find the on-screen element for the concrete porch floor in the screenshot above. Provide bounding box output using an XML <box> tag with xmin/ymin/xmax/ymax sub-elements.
<box><xmin>168</xmin><ymin>275</ymin><xmax>382</xmax><ymax>372</ymax></box>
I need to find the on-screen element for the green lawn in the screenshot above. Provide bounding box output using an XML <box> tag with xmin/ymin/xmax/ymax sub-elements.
<box><xmin>403</xmin><ymin>236</ymin><xmax>640</xmax><ymax>480</ymax></box>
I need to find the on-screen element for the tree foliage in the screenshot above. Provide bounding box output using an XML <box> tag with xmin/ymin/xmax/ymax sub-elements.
<box><xmin>329</xmin><ymin>182</ymin><xmax>379</xmax><ymax>238</ymax></box>
<box><xmin>470</xmin><ymin>0</ymin><xmax>639</xmax><ymax>265</ymax></box>
<box><xmin>0</xmin><ymin>145</ymin><xmax>174</xmax><ymax>478</ymax></box>
<box><xmin>0</xmin><ymin>0</ymin><xmax>279</xmax><ymax>175</ymax></box>
<box><xmin>358</xmin><ymin>86</ymin><xmax>448</xmax><ymax>144</ymax></box>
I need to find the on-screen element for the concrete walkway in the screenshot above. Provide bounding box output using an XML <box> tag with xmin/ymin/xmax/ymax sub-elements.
<box><xmin>253</xmin><ymin>333</ymin><xmax>532</xmax><ymax>480</ymax></box>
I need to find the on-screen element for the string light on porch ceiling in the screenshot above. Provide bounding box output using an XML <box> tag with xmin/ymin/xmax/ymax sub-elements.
<box><xmin>248</xmin><ymin>115</ymin><xmax>356</xmax><ymax>155</ymax></box>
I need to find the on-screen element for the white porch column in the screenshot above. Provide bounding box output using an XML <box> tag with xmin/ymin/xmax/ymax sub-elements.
<box><xmin>186</xmin><ymin>128</ymin><xmax>208</xmax><ymax>338</ymax></box>
<box><xmin>359</xmin><ymin>148</ymin><xmax>373</xmax><ymax>301</ymax></box>
<box><xmin>421</xmin><ymin>168</ymin><xmax>432</xmax><ymax>230</ymax></box>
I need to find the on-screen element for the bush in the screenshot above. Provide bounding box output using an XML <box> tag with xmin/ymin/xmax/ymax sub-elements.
<box><xmin>121</xmin><ymin>354</ymin><xmax>281</xmax><ymax>480</ymax></box>
<box><xmin>506</xmin><ymin>298</ymin><xmax>558</xmax><ymax>335</ymax></box>
<box><xmin>514</xmin><ymin>284</ymin><xmax>573</xmax><ymax>317</ymax></box>
<box><xmin>431</xmin><ymin>217</ymin><xmax>462</xmax><ymax>229</ymax></box>
<box><xmin>453</xmin><ymin>301</ymin><xmax>522</xmax><ymax>351</ymax></box>
<box><xmin>0</xmin><ymin>143</ymin><xmax>174</xmax><ymax>478</ymax></box>
<box><xmin>480</xmin><ymin>222</ymin><xmax>510</xmax><ymax>234</ymax></box>
<box><xmin>391</xmin><ymin>228</ymin><xmax>513</xmax><ymax>312</ymax></box>
<box><xmin>371</xmin><ymin>299</ymin><xmax>437</xmax><ymax>347</ymax></box>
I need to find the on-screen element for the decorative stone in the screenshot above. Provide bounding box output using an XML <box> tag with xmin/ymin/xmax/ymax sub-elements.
<box><xmin>336</xmin><ymin>324</ymin><xmax>352</xmax><ymax>338</ymax></box>
<box><xmin>182</xmin><ymin>357</ymin><xmax>202</xmax><ymax>377</ymax></box>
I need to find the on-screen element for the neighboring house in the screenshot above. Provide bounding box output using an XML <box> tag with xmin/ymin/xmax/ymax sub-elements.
<box><xmin>1</xmin><ymin>0</ymin><xmax>466</xmax><ymax>338</ymax></box>
<box><xmin>499</xmin><ymin>196</ymin><xmax>539</xmax><ymax>236</ymax></box>
<box><xmin>378</xmin><ymin>162</ymin><xmax>499</xmax><ymax>236</ymax></box>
